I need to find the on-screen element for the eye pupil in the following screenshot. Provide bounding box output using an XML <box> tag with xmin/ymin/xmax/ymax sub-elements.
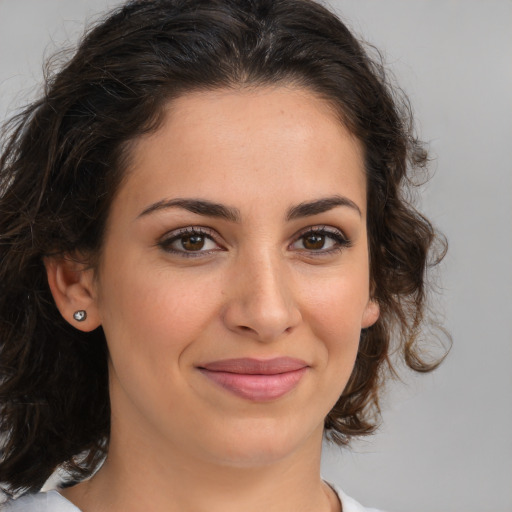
<box><xmin>303</xmin><ymin>234</ymin><xmax>325</xmax><ymax>250</ymax></box>
<box><xmin>181</xmin><ymin>234</ymin><xmax>205</xmax><ymax>251</ymax></box>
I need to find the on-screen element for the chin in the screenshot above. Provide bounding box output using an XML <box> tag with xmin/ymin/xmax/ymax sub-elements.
<box><xmin>199</xmin><ymin>416</ymin><xmax>323</xmax><ymax>469</ymax></box>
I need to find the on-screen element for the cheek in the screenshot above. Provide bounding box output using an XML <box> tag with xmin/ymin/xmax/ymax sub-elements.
<box><xmin>97</xmin><ymin>267</ymin><xmax>218</xmax><ymax>419</ymax></box>
<box><xmin>298</xmin><ymin>285</ymin><xmax>365</xmax><ymax>418</ymax></box>
<box><xmin>305</xmin><ymin>263</ymin><xmax>370</xmax><ymax>330</ymax></box>
<box><xmin>310</xmin><ymin>297</ymin><xmax>362</xmax><ymax>365</ymax></box>
<box><xmin>98</xmin><ymin>261</ymin><xmax>222</xmax><ymax>367</ymax></box>
<box><xmin>303</xmin><ymin>269</ymin><xmax>370</xmax><ymax>373</ymax></box>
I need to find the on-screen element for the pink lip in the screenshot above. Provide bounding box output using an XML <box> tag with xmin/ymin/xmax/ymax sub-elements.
<box><xmin>198</xmin><ymin>357</ymin><xmax>309</xmax><ymax>401</ymax></box>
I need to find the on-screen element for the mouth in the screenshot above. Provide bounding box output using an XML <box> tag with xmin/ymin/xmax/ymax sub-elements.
<box><xmin>197</xmin><ymin>357</ymin><xmax>309</xmax><ymax>402</ymax></box>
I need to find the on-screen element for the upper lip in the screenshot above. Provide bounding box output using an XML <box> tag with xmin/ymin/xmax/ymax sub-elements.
<box><xmin>199</xmin><ymin>357</ymin><xmax>308</xmax><ymax>375</ymax></box>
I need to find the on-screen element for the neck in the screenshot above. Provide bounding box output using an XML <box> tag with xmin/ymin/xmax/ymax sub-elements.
<box><xmin>61</xmin><ymin>425</ymin><xmax>339</xmax><ymax>512</ymax></box>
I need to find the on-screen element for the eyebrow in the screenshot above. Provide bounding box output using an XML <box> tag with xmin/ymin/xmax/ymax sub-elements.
<box><xmin>286</xmin><ymin>195</ymin><xmax>362</xmax><ymax>220</ymax></box>
<box><xmin>137</xmin><ymin>198</ymin><xmax>241</xmax><ymax>222</ymax></box>
<box><xmin>137</xmin><ymin>194</ymin><xmax>361</xmax><ymax>222</ymax></box>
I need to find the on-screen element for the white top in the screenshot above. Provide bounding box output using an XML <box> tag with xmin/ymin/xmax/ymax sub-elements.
<box><xmin>2</xmin><ymin>486</ymin><xmax>383</xmax><ymax>512</ymax></box>
<box><xmin>2</xmin><ymin>491</ymin><xmax>80</xmax><ymax>511</ymax></box>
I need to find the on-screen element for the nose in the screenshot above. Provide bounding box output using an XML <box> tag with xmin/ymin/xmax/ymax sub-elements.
<box><xmin>222</xmin><ymin>252</ymin><xmax>302</xmax><ymax>343</ymax></box>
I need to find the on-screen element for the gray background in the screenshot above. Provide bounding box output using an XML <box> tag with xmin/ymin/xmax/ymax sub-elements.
<box><xmin>0</xmin><ymin>1</ymin><xmax>511</xmax><ymax>511</ymax></box>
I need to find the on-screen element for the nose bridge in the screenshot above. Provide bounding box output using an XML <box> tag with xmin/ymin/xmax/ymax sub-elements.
<box><xmin>223</xmin><ymin>245</ymin><xmax>301</xmax><ymax>342</ymax></box>
<box><xmin>248</xmin><ymin>250</ymin><xmax>288</xmax><ymax>308</ymax></box>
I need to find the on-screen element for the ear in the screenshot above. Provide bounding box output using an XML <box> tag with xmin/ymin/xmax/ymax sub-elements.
<box><xmin>44</xmin><ymin>255</ymin><xmax>101</xmax><ymax>332</ymax></box>
<box><xmin>361</xmin><ymin>299</ymin><xmax>380</xmax><ymax>329</ymax></box>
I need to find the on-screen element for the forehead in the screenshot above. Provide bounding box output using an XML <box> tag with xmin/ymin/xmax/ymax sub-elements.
<box><xmin>117</xmin><ymin>86</ymin><xmax>367</xmax><ymax>219</ymax></box>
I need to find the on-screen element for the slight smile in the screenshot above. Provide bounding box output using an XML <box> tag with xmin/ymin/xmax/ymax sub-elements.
<box><xmin>198</xmin><ymin>357</ymin><xmax>309</xmax><ymax>401</ymax></box>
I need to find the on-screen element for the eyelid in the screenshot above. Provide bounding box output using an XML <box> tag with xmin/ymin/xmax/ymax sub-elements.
<box><xmin>156</xmin><ymin>224</ymin><xmax>351</xmax><ymax>257</ymax></box>
<box><xmin>289</xmin><ymin>225</ymin><xmax>352</xmax><ymax>254</ymax></box>
<box><xmin>157</xmin><ymin>226</ymin><xmax>224</xmax><ymax>256</ymax></box>
<box><xmin>294</xmin><ymin>224</ymin><xmax>348</xmax><ymax>239</ymax></box>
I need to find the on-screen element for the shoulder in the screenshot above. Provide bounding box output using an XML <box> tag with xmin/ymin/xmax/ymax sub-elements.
<box><xmin>330</xmin><ymin>483</ymin><xmax>385</xmax><ymax>512</ymax></box>
<box><xmin>1</xmin><ymin>490</ymin><xmax>81</xmax><ymax>512</ymax></box>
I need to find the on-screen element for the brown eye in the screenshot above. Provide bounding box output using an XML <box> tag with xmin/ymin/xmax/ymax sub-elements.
<box><xmin>181</xmin><ymin>234</ymin><xmax>206</xmax><ymax>251</ymax></box>
<box><xmin>159</xmin><ymin>228</ymin><xmax>221</xmax><ymax>256</ymax></box>
<box><xmin>290</xmin><ymin>227</ymin><xmax>351</xmax><ymax>254</ymax></box>
<box><xmin>302</xmin><ymin>233</ymin><xmax>325</xmax><ymax>250</ymax></box>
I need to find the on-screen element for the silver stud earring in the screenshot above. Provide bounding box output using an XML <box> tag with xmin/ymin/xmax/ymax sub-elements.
<box><xmin>73</xmin><ymin>310</ymin><xmax>87</xmax><ymax>322</ymax></box>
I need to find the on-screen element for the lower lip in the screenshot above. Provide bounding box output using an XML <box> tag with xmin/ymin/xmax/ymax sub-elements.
<box><xmin>199</xmin><ymin>367</ymin><xmax>308</xmax><ymax>401</ymax></box>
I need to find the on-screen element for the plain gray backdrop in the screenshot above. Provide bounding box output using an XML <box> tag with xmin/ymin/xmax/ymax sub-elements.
<box><xmin>0</xmin><ymin>1</ymin><xmax>511</xmax><ymax>511</ymax></box>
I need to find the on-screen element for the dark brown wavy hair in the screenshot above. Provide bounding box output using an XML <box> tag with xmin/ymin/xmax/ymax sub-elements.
<box><xmin>0</xmin><ymin>0</ymin><xmax>447</xmax><ymax>497</ymax></box>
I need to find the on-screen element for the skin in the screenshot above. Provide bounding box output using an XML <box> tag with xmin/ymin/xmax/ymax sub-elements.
<box><xmin>47</xmin><ymin>86</ymin><xmax>379</xmax><ymax>512</ymax></box>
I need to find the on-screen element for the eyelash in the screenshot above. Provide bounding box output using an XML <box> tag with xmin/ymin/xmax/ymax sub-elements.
<box><xmin>157</xmin><ymin>227</ymin><xmax>220</xmax><ymax>258</ymax></box>
<box><xmin>157</xmin><ymin>225</ymin><xmax>352</xmax><ymax>258</ymax></box>
<box><xmin>291</xmin><ymin>226</ymin><xmax>352</xmax><ymax>256</ymax></box>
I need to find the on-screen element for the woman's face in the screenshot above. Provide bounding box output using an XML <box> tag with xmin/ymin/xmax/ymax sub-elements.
<box><xmin>88</xmin><ymin>86</ymin><xmax>379</xmax><ymax>467</ymax></box>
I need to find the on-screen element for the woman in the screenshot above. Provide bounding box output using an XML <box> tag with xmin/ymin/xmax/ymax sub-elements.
<box><xmin>0</xmin><ymin>0</ymin><xmax>446</xmax><ymax>510</ymax></box>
